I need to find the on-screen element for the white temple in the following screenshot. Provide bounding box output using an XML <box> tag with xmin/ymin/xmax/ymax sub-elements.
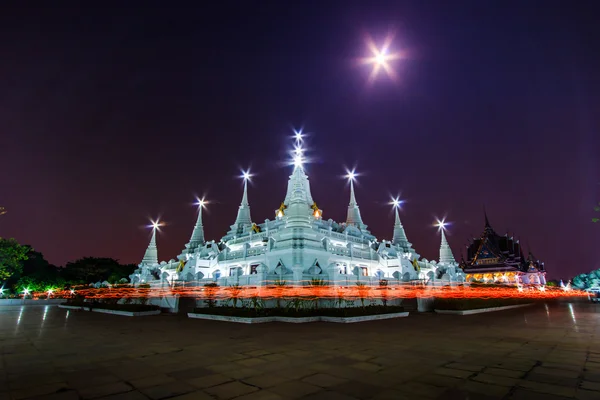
<box><xmin>130</xmin><ymin>135</ymin><xmax>465</xmax><ymax>288</ymax></box>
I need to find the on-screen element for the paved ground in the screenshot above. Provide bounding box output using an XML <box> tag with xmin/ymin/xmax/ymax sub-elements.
<box><xmin>0</xmin><ymin>301</ymin><xmax>599</xmax><ymax>400</ymax></box>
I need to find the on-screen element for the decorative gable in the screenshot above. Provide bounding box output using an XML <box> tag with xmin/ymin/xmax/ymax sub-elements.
<box><xmin>474</xmin><ymin>242</ymin><xmax>502</xmax><ymax>265</ymax></box>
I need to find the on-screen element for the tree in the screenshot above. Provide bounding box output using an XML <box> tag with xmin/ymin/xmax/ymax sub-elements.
<box><xmin>8</xmin><ymin>250</ymin><xmax>63</xmax><ymax>292</ymax></box>
<box><xmin>61</xmin><ymin>257</ymin><xmax>136</xmax><ymax>284</ymax></box>
<box><xmin>594</xmin><ymin>202</ymin><xmax>599</xmax><ymax>223</ymax></box>
<box><xmin>0</xmin><ymin>238</ymin><xmax>30</xmax><ymax>281</ymax></box>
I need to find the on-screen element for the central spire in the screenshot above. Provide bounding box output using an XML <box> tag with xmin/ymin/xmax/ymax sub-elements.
<box><xmin>229</xmin><ymin>171</ymin><xmax>253</xmax><ymax>235</ymax></box>
<box><xmin>282</xmin><ymin>130</ymin><xmax>314</xmax><ymax>208</ymax></box>
<box><xmin>142</xmin><ymin>222</ymin><xmax>159</xmax><ymax>265</ymax></box>
<box><xmin>346</xmin><ymin>179</ymin><xmax>365</xmax><ymax>226</ymax></box>
<box><xmin>188</xmin><ymin>199</ymin><xmax>206</xmax><ymax>248</ymax></box>
<box><xmin>439</xmin><ymin>229</ymin><xmax>456</xmax><ymax>264</ymax></box>
<box><xmin>392</xmin><ymin>207</ymin><xmax>409</xmax><ymax>245</ymax></box>
<box><xmin>389</xmin><ymin>198</ymin><xmax>413</xmax><ymax>254</ymax></box>
<box><xmin>345</xmin><ymin>169</ymin><xmax>366</xmax><ymax>229</ymax></box>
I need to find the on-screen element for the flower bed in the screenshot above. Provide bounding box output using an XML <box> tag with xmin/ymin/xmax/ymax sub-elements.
<box><xmin>61</xmin><ymin>301</ymin><xmax>159</xmax><ymax>313</ymax></box>
<box><xmin>191</xmin><ymin>305</ymin><xmax>405</xmax><ymax>318</ymax></box>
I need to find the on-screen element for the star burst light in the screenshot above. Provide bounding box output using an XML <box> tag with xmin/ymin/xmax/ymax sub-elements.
<box><xmin>149</xmin><ymin>219</ymin><xmax>164</xmax><ymax>231</ymax></box>
<box><xmin>293</xmin><ymin>129</ymin><xmax>303</xmax><ymax>144</ymax></box>
<box><xmin>240</xmin><ymin>169</ymin><xmax>252</xmax><ymax>182</ymax></box>
<box><xmin>434</xmin><ymin>218</ymin><xmax>450</xmax><ymax>231</ymax></box>
<box><xmin>360</xmin><ymin>32</ymin><xmax>402</xmax><ymax>83</ymax></box>
<box><xmin>389</xmin><ymin>196</ymin><xmax>404</xmax><ymax>209</ymax></box>
<box><xmin>345</xmin><ymin>168</ymin><xmax>358</xmax><ymax>182</ymax></box>
<box><xmin>293</xmin><ymin>155</ymin><xmax>304</xmax><ymax>168</ymax></box>
<box><xmin>195</xmin><ymin>197</ymin><xmax>208</xmax><ymax>209</ymax></box>
<box><xmin>289</xmin><ymin>129</ymin><xmax>309</xmax><ymax>169</ymax></box>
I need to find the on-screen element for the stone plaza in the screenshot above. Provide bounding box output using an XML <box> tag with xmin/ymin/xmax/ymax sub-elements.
<box><xmin>1</xmin><ymin>301</ymin><xmax>599</xmax><ymax>400</ymax></box>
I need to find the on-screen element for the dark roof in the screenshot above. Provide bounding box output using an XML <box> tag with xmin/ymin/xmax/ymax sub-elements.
<box><xmin>462</xmin><ymin>214</ymin><xmax>545</xmax><ymax>273</ymax></box>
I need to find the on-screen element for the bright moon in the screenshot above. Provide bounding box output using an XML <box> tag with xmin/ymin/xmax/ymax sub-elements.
<box><xmin>360</xmin><ymin>33</ymin><xmax>402</xmax><ymax>83</ymax></box>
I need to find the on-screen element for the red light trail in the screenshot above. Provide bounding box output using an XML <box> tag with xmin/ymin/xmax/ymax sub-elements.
<box><xmin>32</xmin><ymin>283</ymin><xmax>587</xmax><ymax>302</ymax></box>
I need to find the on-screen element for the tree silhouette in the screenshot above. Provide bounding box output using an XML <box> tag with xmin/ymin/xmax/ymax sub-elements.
<box><xmin>0</xmin><ymin>238</ymin><xmax>30</xmax><ymax>281</ymax></box>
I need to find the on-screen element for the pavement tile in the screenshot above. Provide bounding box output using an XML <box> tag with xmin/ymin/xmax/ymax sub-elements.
<box><xmin>580</xmin><ymin>380</ymin><xmax>600</xmax><ymax>391</ymax></box>
<box><xmin>168</xmin><ymin>391</ymin><xmax>214</xmax><ymax>400</ymax></box>
<box><xmin>237</xmin><ymin>358</ymin><xmax>268</xmax><ymax>367</ymax></box>
<box><xmin>433</xmin><ymin>367</ymin><xmax>474</xmax><ymax>379</ymax></box>
<box><xmin>445</xmin><ymin>362</ymin><xmax>485</xmax><ymax>372</ymax></box>
<box><xmin>418</xmin><ymin>374</ymin><xmax>463</xmax><ymax>388</ymax></box>
<box><xmin>391</xmin><ymin>381</ymin><xmax>446</xmax><ymax>398</ymax></box>
<box><xmin>27</xmin><ymin>391</ymin><xmax>80</xmax><ymax>400</ymax></box>
<box><xmin>527</xmin><ymin>372</ymin><xmax>579</xmax><ymax>387</ymax></box>
<box><xmin>471</xmin><ymin>372</ymin><xmax>519</xmax><ymax>387</ymax></box>
<box><xmin>277</xmin><ymin>368</ymin><xmax>317</xmax><ymax>380</ymax></box>
<box><xmin>78</xmin><ymin>382</ymin><xmax>133</xmax><ymax>399</ymax></box>
<box><xmin>353</xmin><ymin>371</ymin><xmax>399</xmax><ymax>388</ymax></box>
<box><xmin>583</xmin><ymin>372</ymin><xmax>600</xmax><ymax>382</ymax></box>
<box><xmin>350</xmin><ymin>362</ymin><xmax>382</xmax><ymax>372</ymax></box>
<box><xmin>10</xmin><ymin>383</ymin><xmax>70</xmax><ymax>400</ymax></box>
<box><xmin>268</xmin><ymin>381</ymin><xmax>321</xmax><ymax>399</ymax></box>
<box><xmin>242</xmin><ymin>374</ymin><xmax>292</xmax><ymax>389</ymax></box>
<box><xmin>140</xmin><ymin>381</ymin><xmax>196</xmax><ymax>400</ymax></box>
<box><xmin>301</xmin><ymin>391</ymin><xmax>360</xmax><ymax>400</ymax></box>
<box><xmin>65</xmin><ymin>373</ymin><xmax>122</xmax><ymax>389</ymax></box>
<box><xmin>168</xmin><ymin>366</ymin><xmax>212</xmax><ymax>380</ymax></box>
<box><xmin>576</xmin><ymin>389</ymin><xmax>600</xmax><ymax>400</ymax></box>
<box><xmin>484</xmin><ymin>367</ymin><xmax>525</xmax><ymax>378</ymax></box>
<box><xmin>188</xmin><ymin>373</ymin><xmax>232</xmax><ymax>389</ymax></box>
<box><xmin>205</xmin><ymin>381</ymin><xmax>259</xmax><ymax>399</ymax></box>
<box><xmin>234</xmin><ymin>390</ymin><xmax>285</xmax><ymax>400</ymax></box>
<box><xmin>509</xmin><ymin>388</ymin><xmax>573</xmax><ymax>399</ymax></box>
<box><xmin>532</xmin><ymin>366</ymin><xmax>581</xmax><ymax>379</ymax></box>
<box><xmin>346</xmin><ymin>353</ymin><xmax>375</xmax><ymax>362</ymax></box>
<box><xmin>328</xmin><ymin>381</ymin><xmax>383</xmax><ymax>399</ymax></box>
<box><xmin>129</xmin><ymin>374</ymin><xmax>176</xmax><ymax>389</ymax></box>
<box><xmin>260</xmin><ymin>354</ymin><xmax>287</xmax><ymax>362</ymax></box>
<box><xmin>459</xmin><ymin>380</ymin><xmax>511</xmax><ymax>398</ymax></box>
<box><xmin>518</xmin><ymin>380</ymin><xmax>577</xmax><ymax>397</ymax></box>
<box><xmin>302</xmin><ymin>373</ymin><xmax>348</xmax><ymax>388</ymax></box>
<box><xmin>372</xmin><ymin>389</ymin><xmax>430</xmax><ymax>400</ymax></box>
<box><xmin>207</xmin><ymin>363</ymin><xmax>238</xmax><ymax>373</ymax></box>
<box><xmin>437</xmin><ymin>388</ymin><xmax>501</xmax><ymax>400</ymax></box>
<box><xmin>244</xmin><ymin>350</ymin><xmax>272</xmax><ymax>357</ymax></box>
<box><xmin>543</xmin><ymin>362</ymin><xmax>583</xmax><ymax>372</ymax></box>
<box><xmin>97</xmin><ymin>390</ymin><xmax>150</xmax><ymax>400</ymax></box>
<box><xmin>221</xmin><ymin>367</ymin><xmax>263</xmax><ymax>380</ymax></box>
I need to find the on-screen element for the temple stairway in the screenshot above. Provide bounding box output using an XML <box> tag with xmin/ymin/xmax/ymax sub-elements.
<box><xmin>401</xmin><ymin>298</ymin><xmax>418</xmax><ymax>313</ymax></box>
<box><xmin>176</xmin><ymin>297</ymin><xmax>197</xmax><ymax>314</ymax></box>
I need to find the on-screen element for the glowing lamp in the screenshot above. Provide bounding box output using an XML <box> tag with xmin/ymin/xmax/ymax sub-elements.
<box><xmin>293</xmin><ymin>155</ymin><xmax>303</xmax><ymax>168</ymax></box>
<box><xmin>389</xmin><ymin>196</ymin><xmax>403</xmax><ymax>209</ymax></box>
<box><xmin>345</xmin><ymin>168</ymin><xmax>358</xmax><ymax>182</ymax></box>
<box><xmin>434</xmin><ymin>218</ymin><xmax>449</xmax><ymax>231</ymax></box>
<box><xmin>241</xmin><ymin>169</ymin><xmax>252</xmax><ymax>182</ymax></box>
<box><xmin>294</xmin><ymin>129</ymin><xmax>303</xmax><ymax>143</ymax></box>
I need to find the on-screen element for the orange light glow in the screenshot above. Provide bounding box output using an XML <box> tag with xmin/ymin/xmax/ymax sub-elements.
<box><xmin>29</xmin><ymin>283</ymin><xmax>588</xmax><ymax>302</ymax></box>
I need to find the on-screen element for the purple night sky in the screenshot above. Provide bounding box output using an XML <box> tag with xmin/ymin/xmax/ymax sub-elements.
<box><xmin>1</xmin><ymin>1</ymin><xmax>599</xmax><ymax>279</ymax></box>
